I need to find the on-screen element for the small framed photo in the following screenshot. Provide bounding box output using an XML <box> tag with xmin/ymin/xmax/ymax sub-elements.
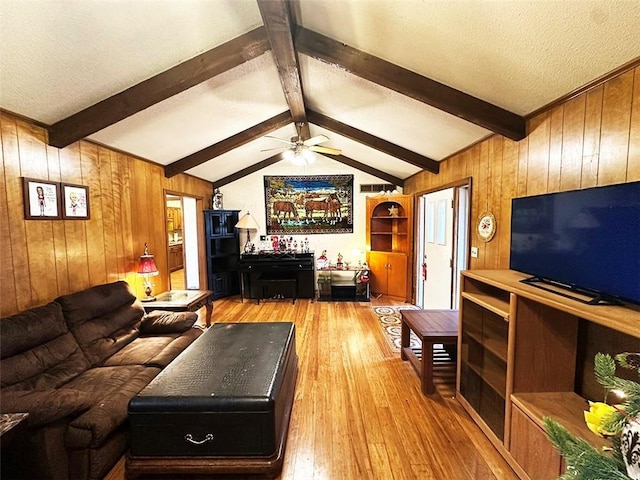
<box><xmin>22</xmin><ymin>177</ymin><xmax>61</xmax><ymax>220</ymax></box>
<box><xmin>61</xmin><ymin>183</ymin><xmax>90</xmax><ymax>219</ymax></box>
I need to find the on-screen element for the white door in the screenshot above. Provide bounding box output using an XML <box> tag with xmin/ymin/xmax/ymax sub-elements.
<box><xmin>421</xmin><ymin>188</ymin><xmax>455</xmax><ymax>309</ymax></box>
<box><xmin>182</xmin><ymin>196</ymin><xmax>200</xmax><ymax>289</ymax></box>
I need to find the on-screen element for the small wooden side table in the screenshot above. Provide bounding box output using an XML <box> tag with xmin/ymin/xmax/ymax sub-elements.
<box><xmin>400</xmin><ymin>309</ymin><xmax>458</xmax><ymax>395</ymax></box>
<box><xmin>143</xmin><ymin>290</ymin><xmax>214</xmax><ymax>327</ymax></box>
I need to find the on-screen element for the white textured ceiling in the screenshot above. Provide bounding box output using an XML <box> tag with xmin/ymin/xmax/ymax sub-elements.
<box><xmin>1</xmin><ymin>0</ymin><xmax>639</xmax><ymax>184</ymax></box>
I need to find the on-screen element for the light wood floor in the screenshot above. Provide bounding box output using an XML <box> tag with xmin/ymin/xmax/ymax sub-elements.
<box><xmin>105</xmin><ymin>295</ymin><xmax>517</xmax><ymax>480</ymax></box>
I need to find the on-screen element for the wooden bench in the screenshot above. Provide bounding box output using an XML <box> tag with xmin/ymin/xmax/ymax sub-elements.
<box><xmin>400</xmin><ymin>309</ymin><xmax>458</xmax><ymax>395</ymax></box>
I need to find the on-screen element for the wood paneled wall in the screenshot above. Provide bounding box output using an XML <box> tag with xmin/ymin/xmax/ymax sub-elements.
<box><xmin>405</xmin><ymin>66</ymin><xmax>640</xmax><ymax>270</ymax></box>
<box><xmin>0</xmin><ymin>111</ymin><xmax>213</xmax><ymax>317</ymax></box>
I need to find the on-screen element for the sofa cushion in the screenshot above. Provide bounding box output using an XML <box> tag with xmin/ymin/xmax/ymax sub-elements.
<box><xmin>139</xmin><ymin>310</ymin><xmax>198</xmax><ymax>334</ymax></box>
<box><xmin>0</xmin><ymin>302</ymin><xmax>90</xmax><ymax>390</ymax></box>
<box><xmin>103</xmin><ymin>327</ymin><xmax>202</xmax><ymax>368</ymax></box>
<box><xmin>56</xmin><ymin>281</ymin><xmax>144</xmax><ymax>366</ymax></box>
<box><xmin>63</xmin><ymin>365</ymin><xmax>161</xmax><ymax>449</ymax></box>
<box><xmin>0</xmin><ymin>388</ymin><xmax>94</xmax><ymax>427</ymax></box>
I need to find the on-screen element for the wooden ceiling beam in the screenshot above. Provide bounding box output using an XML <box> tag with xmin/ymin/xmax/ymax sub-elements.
<box><xmin>164</xmin><ymin>111</ymin><xmax>292</xmax><ymax>178</ymax></box>
<box><xmin>308</xmin><ymin>110</ymin><xmax>440</xmax><ymax>174</ymax></box>
<box><xmin>296</xmin><ymin>27</ymin><xmax>526</xmax><ymax>141</ymax></box>
<box><xmin>257</xmin><ymin>0</ymin><xmax>309</xmax><ymax>139</ymax></box>
<box><xmin>48</xmin><ymin>27</ymin><xmax>271</xmax><ymax>148</ymax></box>
<box><xmin>213</xmin><ymin>150</ymin><xmax>403</xmax><ymax>188</ymax></box>
<box><xmin>320</xmin><ymin>153</ymin><xmax>404</xmax><ymax>187</ymax></box>
<box><xmin>215</xmin><ymin>152</ymin><xmax>287</xmax><ymax>187</ymax></box>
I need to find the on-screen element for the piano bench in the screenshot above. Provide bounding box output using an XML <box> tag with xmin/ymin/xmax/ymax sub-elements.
<box><xmin>256</xmin><ymin>274</ymin><xmax>297</xmax><ymax>305</ymax></box>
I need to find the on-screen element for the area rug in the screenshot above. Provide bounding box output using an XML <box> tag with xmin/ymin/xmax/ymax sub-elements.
<box><xmin>373</xmin><ymin>305</ymin><xmax>421</xmax><ymax>352</ymax></box>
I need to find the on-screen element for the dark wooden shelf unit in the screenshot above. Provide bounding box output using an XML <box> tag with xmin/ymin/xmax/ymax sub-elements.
<box><xmin>204</xmin><ymin>209</ymin><xmax>240</xmax><ymax>300</ymax></box>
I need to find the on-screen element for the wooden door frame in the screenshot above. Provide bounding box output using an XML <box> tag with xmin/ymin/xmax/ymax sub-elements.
<box><xmin>164</xmin><ymin>189</ymin><xmax>207</xmax><ymax>290</ymax></box>
<box><xmin>412</xmin><ymin>177</ymin><xmax>472</xmax><ymax>305</ymax></box>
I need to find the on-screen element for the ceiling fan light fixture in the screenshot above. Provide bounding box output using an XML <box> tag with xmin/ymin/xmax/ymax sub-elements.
<box><xmin>302</xmin><ymin>149</ymin><xmax>315</xmax><ymax>164</ymax></box>
<box><xmin>283</xmin><ymin>149</ymin><xmax>295</xmax><ymax>161</ymax></box>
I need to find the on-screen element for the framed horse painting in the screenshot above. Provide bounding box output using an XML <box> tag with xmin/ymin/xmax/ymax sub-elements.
<box><xmin>264</xmin><ymin>175</ymin><xmax>353</xmax><ymax>235</ymax></box>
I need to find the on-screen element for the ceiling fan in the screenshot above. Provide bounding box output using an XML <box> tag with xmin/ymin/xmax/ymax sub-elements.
<box><xmin>261</xmin><ymin>134</ymin><xmax>342</xmax><ymax>157</ymax></box>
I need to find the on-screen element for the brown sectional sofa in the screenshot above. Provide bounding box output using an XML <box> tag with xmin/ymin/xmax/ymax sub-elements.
<box><xmin>0</xmin><ymin>281</ymin><xmax>203</xmax><ymax>480</ymax></box>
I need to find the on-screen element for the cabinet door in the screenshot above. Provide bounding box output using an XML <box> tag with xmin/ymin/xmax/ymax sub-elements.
<box><xmin>510</xmin><ymin>405</ymin><xmax>562</xmax><ymax>479</ymax></box>
<box><xmin>222</xmin><ymin>212</ymin><xmax>237</xmax><ymax>236</ymax></box>
<box><xmin>206</xmin><ymin>212</ymin><xmax>223</xmax><ymax>237</ymax></box>
<box><xmin>386</xmin><ymin>253</ymin><xmax>407</xmax><ymax>298</ymax></box>
<box><xmin>368</xmin><ymin>251</ymin><xmax>388</xmax><ymax>294</ymax></box>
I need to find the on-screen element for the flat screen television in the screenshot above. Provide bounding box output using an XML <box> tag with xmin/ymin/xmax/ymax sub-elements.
<box><xmin>509</xmin><ymin>181</ymin><xmax>640</xmax><ymax>306</ymax></box>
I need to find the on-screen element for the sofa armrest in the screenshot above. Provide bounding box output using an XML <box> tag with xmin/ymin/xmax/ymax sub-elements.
<box><xmin>139</xmin><ymin>310</ymin><xmax>198</xmax><ymax>334</ymax></box>
<box><xmin>0</xmin><ymin>389</ymin><xmax>93</xmax><ymax>428</ymax></box>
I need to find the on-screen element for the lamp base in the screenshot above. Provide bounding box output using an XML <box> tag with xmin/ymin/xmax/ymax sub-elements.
<box><xmin>141</xmin><ymin>296</ymin><xmax>156</xmax><ymax>302</ymax></box>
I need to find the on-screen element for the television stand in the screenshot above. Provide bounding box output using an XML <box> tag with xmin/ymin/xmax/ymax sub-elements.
<box><xmin>520</xmin><ymin>276</ymin><xmax>622</xmax><ymax>306</ymax></box>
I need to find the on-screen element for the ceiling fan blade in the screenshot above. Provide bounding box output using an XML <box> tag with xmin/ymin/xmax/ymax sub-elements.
<box><xmin>264</xmin><ymin>135</ymin><xmax>295</xmax><ymax>146</ymax></box>
<box><xmin>303</xmin><ymin>134</ymin><xmax>330</xmax><ymax>147</ymax></box>
<box><xmin>309</xmin><ymin>145</ymin><xmax>342</xmax><ymax>155</ymax></box>
<box><xmin>260</xmin><ymin>146</ymin><xmax>286</xmax><ymax>152</ymax></box>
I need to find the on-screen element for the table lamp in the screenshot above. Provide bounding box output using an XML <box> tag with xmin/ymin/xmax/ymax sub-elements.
<box><xmin>235</xmin><ymin>212</ymin><xmax>259</xmax><ymax>253</ymax></box>
<box><xmin>137</xmin><ymin>243</ymin><xmax>159</xmax><ymax>301</ymax></box>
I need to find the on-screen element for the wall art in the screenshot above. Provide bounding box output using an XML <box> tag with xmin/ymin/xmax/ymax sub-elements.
<box><xmin>22</xmin><ymin>177</ymin><xmax>61</xmax><ymax>219</ymax></box>
<box><xmin>61</xmin><ymin>183</ymin><xmax>90</xmax><ymax>219</ymax></box>
<box><xmin>264</xmin><ymin>174</ymin><xmax>353</xmax><ymax>235</ymax></box>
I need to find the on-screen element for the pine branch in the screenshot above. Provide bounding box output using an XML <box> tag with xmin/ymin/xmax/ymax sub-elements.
<box><xmin>543</xmin><ymin>417</ymin><xmax>630</xmax><ymax>479</ymax></box>
<box><xmin>594</xmin><ymin>353</ymin><xmax>640</xmax><ymax>433</ymax></box>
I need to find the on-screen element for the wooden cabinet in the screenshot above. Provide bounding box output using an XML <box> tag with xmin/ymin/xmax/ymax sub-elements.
<box><xmin>204</xmin><ymin>209</ymin><xmax>240</xmax><ymax>300</ymax></box>
<box><xmin>167</xmin><ymin>207</ymin><xmax>182</xmax><ymax>231</ymax></box>
<box><xmin>368</xmin><ymin>251</ymin><xmax>407</xmax><ymax>298</ymax></box>
<box><xmin>457</xmin><ymin>269</ymin><xmax>640</xmax><ymax>479</ymax></box>
<box><xmin>365</xmin><ymin>194</ymin><xmax>413</xmax><ymax>301</ymax></box>
<box><xmin>168</xmin><ymin>244</ymin><xmax>183</xmax><ymax>272</ymax></box>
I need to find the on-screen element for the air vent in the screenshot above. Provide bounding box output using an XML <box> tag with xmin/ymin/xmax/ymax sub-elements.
<box><xmin>360</xmin><ymin>184</ymin><xmax>396</xmax><ymax>193</ymax></box>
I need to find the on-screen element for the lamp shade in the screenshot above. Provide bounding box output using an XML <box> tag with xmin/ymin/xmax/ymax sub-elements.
<box><xmin>235</xmin><ymin>212</ymin><xmax>259</xmax><ymax>230</ymax></box>
<box><xmin>137</xmin><ymin>244</ymin><xmax>158</xmax><ymax>276</ymax></box>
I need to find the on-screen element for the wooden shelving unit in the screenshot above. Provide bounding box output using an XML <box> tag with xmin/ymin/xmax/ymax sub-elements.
<box><xmin>365</xmin><ymin>194</ymin><xmax>413</xmax><ymax>302</ymax></box>
<box><xmin>204</xmin><ymin>209</ymin><xmax>240</xmax><ymax>300</ymax></box>
<box><xmin>457</xmin><ymin>269</ymin><xmax>640</xmax><ymax>479</ymax></box>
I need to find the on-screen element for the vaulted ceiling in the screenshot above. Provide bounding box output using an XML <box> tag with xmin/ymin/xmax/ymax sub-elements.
<box><xmin>2</xmin><ymin>0</ymin><xmax>639</xmax><ymax>188</ymax></box>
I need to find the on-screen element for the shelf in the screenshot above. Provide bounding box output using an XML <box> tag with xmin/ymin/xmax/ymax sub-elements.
<box><xmin>511</xmin><ymin>392</ymin><xmax>608</xmax><ymax>450</ymax></box>
<box><xmin>464</xmin><ymin>360</ymin><xmax>506</xmax><ymax>399</ymax></box>
<box><xmin>367</xmin><ymin>195</ymin><xmax>412</xmax><ymax>302</ymax></box>
<box><xmin>331</xmin><ymin>280</ymin><xmax>357</xmax><ymax>287</ymax></box>
<box><xmin>464</xmin><ymin>329</ymin><xmax>507</xmax><ymax>363</ymax></box>
<box><xmin>461</xmin><ymin>291</ymin><xmax>510</xmax><ymax>320</ymax></box>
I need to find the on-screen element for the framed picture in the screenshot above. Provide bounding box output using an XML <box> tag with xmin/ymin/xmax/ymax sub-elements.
<box><xmin>264</xmin><ymin>175</ymin><xmax>353</xmax><ymax>235</ymax></box>
<box><xmin>22</xmin><ymin>177</ymin><xmax>61</xmax><ymax>219</ymax></box>
<box><xmin>61</xmin><ymin>183</ymin><xmax>90</xmax><ymax>219</ymax></box>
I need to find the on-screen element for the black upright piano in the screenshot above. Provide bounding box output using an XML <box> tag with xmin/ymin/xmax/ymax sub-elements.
<box><xmin>238</xmin><ymin>252</ymin><xmax>315</xmax><ymax>301</ymax></box>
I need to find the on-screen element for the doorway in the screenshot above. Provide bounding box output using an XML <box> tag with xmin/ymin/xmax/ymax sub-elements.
<box><xmin>166</xmin><ymin>193</ymin><xmax>200</xmax><ymax>290</ymax></box>
<box><xmin>415</xmin><ymin>181</ymin><xmax>470</xmax><ymax>309</ymax></box>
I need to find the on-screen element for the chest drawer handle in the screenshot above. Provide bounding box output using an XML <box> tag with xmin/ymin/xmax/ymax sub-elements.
<box><xmin>184</xmin><ymin>433</ymin><xmax>214</xmax><ymax>445</ymax></box>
